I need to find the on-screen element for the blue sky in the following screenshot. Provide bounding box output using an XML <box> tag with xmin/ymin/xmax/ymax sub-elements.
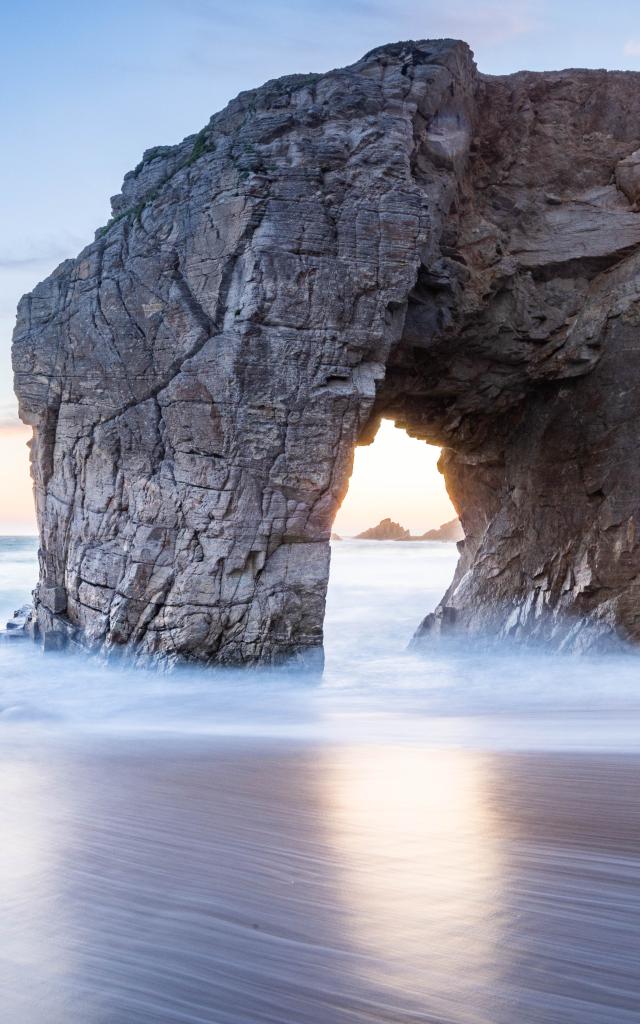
<box><xmin>3</xmin><ymin>0</ymin><xmax>640</xmax><ymax>525</ymax></box>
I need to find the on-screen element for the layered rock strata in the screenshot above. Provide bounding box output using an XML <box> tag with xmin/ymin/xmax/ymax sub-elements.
<box><xmin>14</xmin><ymin>39</ymin><xmax>640</xmax><ymax>661</ymax></box>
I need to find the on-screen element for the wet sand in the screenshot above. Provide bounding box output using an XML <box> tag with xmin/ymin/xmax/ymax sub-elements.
<box><xmin>1</xmin><ymin>739</ymin><xmax>638</xmax><ymax>1024</ymax></box>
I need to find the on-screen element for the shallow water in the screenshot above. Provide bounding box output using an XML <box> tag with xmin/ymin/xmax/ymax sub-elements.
<box><xmin>0</xmin><ymin>537</ymin><xmax>639</xmax><ymax>1023</ymax></box>
<box><xmin>1</xmin><ymin>537</ymin><xmax>640</xmax><ymax>749</ymax></box>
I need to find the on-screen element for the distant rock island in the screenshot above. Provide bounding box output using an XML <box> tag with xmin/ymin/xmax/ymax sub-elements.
<box><xmin>356</xmin><ymin>518</ymin><xmax>411</xmax><ymax>540</ymax></box>
<box><xmin>418</xmin><ymin>518</ymin><xmax>464</xmax><ymax>543</ymax></box>
<box><xmin>356</xmin><ymin>517</ymin><xmax>463</xmax><ymax>541</ymax></box>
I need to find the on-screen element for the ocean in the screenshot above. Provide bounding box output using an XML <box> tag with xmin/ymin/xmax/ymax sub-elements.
<box><xmin>0</xmin><ymin>536</ymin><xmax>638</xmax><ymax>1022</ymax></box>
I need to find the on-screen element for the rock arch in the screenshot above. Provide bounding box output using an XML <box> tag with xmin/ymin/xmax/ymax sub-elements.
<box><xmin>13</xmin><ymin>40</ymin><xmax>640</xmax><ymax>662</ymax></box>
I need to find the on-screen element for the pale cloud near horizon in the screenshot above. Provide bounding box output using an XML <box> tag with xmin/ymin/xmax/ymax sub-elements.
<box><xmin>0</xmin><ymin>422</ymin><xmax>34</xmax><ymax>530</ymax></box>
<box><xmin>623</xmin><ymin>39</ymin><xmax>640</xmax><ymax>58</ymax></box>
<box><xmin>0</xmin><ymin>411</ymin><xmax>24</xmax><ymax>431</ymax></box>
<box><xmin>0</xmin><ymin>391</ymin><xmax>28</xmax><ymax>430</ymax></box>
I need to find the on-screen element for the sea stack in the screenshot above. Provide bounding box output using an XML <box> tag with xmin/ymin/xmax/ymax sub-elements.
<box><xmin>14</xmin><ymin>40</ymin><xmax>640</xmax><ymax>661</ymax></box>
<box><xmin>356</xmin><ymin>519</ymin><xmax>411</xmax><ymax>540</ymax></box>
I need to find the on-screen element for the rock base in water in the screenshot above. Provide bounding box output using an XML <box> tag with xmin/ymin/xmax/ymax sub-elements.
<box><xmin>0</xmin><ymin>605</ymin><xmax>32</xmax><ymax>644</ymax></box>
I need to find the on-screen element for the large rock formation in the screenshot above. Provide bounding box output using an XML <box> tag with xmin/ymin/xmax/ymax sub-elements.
<box><xmin>13</xmin><ymin>39</ymin><xmax>640</xmax><ymax>662</ymax></box>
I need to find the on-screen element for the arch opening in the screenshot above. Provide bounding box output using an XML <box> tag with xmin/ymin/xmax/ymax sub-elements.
<box><xmin>325</xmin><ymin>419</ymin><xmax>463</xmax><ymax>665</ymax></box>
<box><xmin>333</xmin><ymin>419</ymin><xmax>456</xmax><ymax>541</ymax></box>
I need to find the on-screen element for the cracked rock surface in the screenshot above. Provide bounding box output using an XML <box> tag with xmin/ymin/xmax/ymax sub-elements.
<box><xmin>13</xmin><ymin>39</ymin><xmax>640</xmax><ymax>661</ymax></box>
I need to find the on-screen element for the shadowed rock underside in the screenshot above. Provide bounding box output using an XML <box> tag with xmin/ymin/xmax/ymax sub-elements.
<box><xmin>13</xmin><ymin>39</ymin><xmax>640</xmax><ymax>663</ymax></box>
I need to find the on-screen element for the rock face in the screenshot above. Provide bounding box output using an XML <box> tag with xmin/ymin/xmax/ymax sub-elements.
<box><xmin>356</xmin><ymin>518</ymin><xmax>410</xmax><ymax>540</ymax></box>
<box><xmin>14</xmin><ymin>39</ymin><xmax>640</xmax><ymax>661</ymax></box>
<box><xmin>419</xmin><ymin>518</ymin><xmax>464</xmax><ymax>543</ymax></box>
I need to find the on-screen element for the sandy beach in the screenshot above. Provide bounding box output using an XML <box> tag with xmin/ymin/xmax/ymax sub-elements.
<box><xmin>2</xmin><ymin>541</ymin><xmax>639</xmax><ymax>1022</ymax></box>
<box><xmin>1</xmin><ymin>738</ymin><xmax>638</xmax><ymax>1024</ymax></box>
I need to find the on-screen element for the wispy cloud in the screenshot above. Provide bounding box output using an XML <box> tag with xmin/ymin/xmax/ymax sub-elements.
<box><xmin>0</xmin><ymin>255</ymin><xmax>62</xmax><ymax>271</ymax></box>
<box><xmin>418</xmin><ymin>1</ymin><xmax>539</xmax><ymax>45</ymax></box>
<box><xmin>0</xmin><ymin>234</ymin><xmax>84</xmax><ymax>273</ymax></box>
<box><xmin>354</xmin><ymin>0</ymin><xmax>539</xmax><ymax>45</ymax></box>
<box><xmin>624</xmin><ymin>39</ymin><xmax>640</xmax><ymax>58</ymax></box>
<box><xmin>177</xmin><ymin>0</ymin><xmax>539</xmax><ymax>37</ymax></box>
<box><xmin>152</xmin><ymin>0</ymin><xmax>542</xmax><ymax>81</ymax></box>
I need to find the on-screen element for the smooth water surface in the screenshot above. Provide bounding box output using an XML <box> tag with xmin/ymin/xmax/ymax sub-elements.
<box><xmin>0</xmin><ymin>536</ymin><xmax>639</xmax><ymax>1023</ymax></box>
<box><xmin>0</xmin><ymin>537</ymin><xmax>639</xmax><ymax>748</ymax></box>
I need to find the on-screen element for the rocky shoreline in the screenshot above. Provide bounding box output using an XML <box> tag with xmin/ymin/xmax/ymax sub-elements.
<box><xmin>0</xmin><ymin>605</ymin><xmax>31</xmax><ymax>644</ymax></box>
